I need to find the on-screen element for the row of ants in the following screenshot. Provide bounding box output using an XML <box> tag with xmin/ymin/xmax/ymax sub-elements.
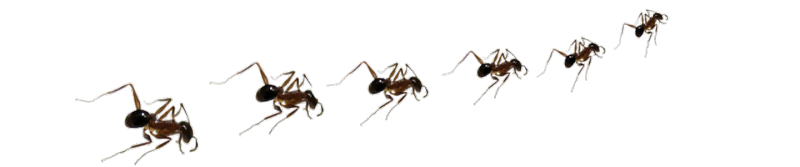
<box><xmin>75</xmin><ymin>9</ymin><xmax>667</xmax><ymax>165</ymax></box>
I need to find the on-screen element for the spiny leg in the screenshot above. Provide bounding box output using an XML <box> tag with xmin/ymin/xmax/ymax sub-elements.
<box><xmin>614</xmin><ymin>23</ymin><xmax>638</xmax><ymax>49</ymax></box>
<box><xmin>328</xmin><ymin>61</ymin><xmax>378</xmax><ymax>86</ymax></box>
<box><xmin>383</xmin><ymin>91</ymin><xmax>411</xmax><ymax>121</ymax></box>
<box><xmin>75</xmin><ymin>81</ymin><xmax>142</xmax><ymax>110</ymax></box>
<box><xmin>267</xmin><ymin>108</ymin><xmax>300</xmax><ymax>136</ymax></box>
<box><xmin>208</xmin><ymin>60</ymin><xmax>270</xmax><ymax>86</ymax></box>
<box><xmin>537</xmin><ymin>49</ymin><xmax>569</xmax><ymax>77</ymax></box>
<box><xmin>240</xmin><ymin>102</ymin><xmax>283</xmax><ymax>136</ymax></box>
<box><xmin>134</xmin><ymin>135</ymin><xmax>172</xmax><ymax>165</ymax></box>
<box><xmin>442</xmin><ymin>51</ymin><xmax>486</xmax><ymax>76</ymax></box>
<box><xmin>493</xmin><ymin>75</ymin><xmax>511</xmax><ymax>99</ymax></box>
<box><xmin>474</xmin><ymin>76</ymin><xmax>500</xmax><ymax>105</ymax></box>
<box><xmin>571</xmin><ymin>63</ymin><xmax>586</xmax><ymax>93</ymax></box>
<box><xmin>362</xmin><ymin>92</ymin><xmax>393</xmax><ymax>126</ymax></box>
<box><xmin>133</xmin><ymin>138</ymin><xmax>172</xmax><ymax>166</ymax></box>
<box><xmin>100</xmin><ymin>132</ymin><xmax>153</xmax><ymax>163</ymax></box>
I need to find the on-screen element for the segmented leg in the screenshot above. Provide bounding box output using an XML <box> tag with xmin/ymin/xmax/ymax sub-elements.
<box><xmin>325</xmin><ymin>60</ymin><xmax>378</xmax><ymax>89</ymax></box>
<box><xmin>100</xmin><ymin>132</ymin><xmax>153</xmax><ymax>163</ymax></box>
<box><xmin>472</xmin><ymin>76</ymin><xmax>500</xmax><ymax>107</ymax></box>
<box><xmin>239</xmin><ymin>104</ymin><xmax>283</xmax><ymax>136</ymax></box>
<box><xmin>75</xmin><ymin>81</ymin><xmax>142</xmax><ymax>110</ymax></box>
<box><xmin>358</xmin><ymin>94</ymin><xmax>394</xmax><ymax>127</ymax></box>
<box><xmin>383</xmin><ymin>92</ymin><xmax>409</xmax><ymax>121</ymax></box>
<box><xmin>267</xmin><ymin>108</ymin><xmax>300</xmax><ymax>136</ymax></box>
<box><xmin>133</xmin><ymin>138</ymin><xmax>172</xmax><ymax>166</ymax></box>
<box><xmin>440</xmin><ymin>48</ymin><xmax>484</xmax><ymax>77</ymax></box>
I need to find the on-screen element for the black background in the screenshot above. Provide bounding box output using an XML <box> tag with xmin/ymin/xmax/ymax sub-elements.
<box><xmin>57</xmin><ymin>4</ymin><xmax>694</xmax><ymax>166</ymax></box>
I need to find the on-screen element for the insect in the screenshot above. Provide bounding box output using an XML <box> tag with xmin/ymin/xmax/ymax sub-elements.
<box><xmin>75</xmin><ymin>83</ymin><xmax>198</xmax><ymax>165</ymax></box>
<box><xmin>327</xmin><ymin>62</ymin><xmax>429</xmax><ymax>126</ymax></box>
<box><xmin>210</xmin><ymin>62</ymin><xmax>323</xmax><ymax>135</ymax></box>
<box><xmin>442</xmin><ymin>48</ymin><xmax>528</xmax><ymax>105</ymax></box>
<box><xmin>614</xmin><ymin>9</ymin><xmax>669</xmax><ymax>57</ymax></box>
<box><xmin>537</xmin><ymin>37</ymin><xmax>606</xmax><ymax>92</ymax></box>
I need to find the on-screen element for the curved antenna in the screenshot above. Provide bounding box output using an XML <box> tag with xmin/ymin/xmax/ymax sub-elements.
<box><xmin>421</xmin><ymin>85</ymin><xmax>429</xmax><ymax>98</ymax></box>
<box><xmin>316</xmin><ymin>103</ymin><xmax>324</xmax><ymax>117</ymax></box>
<box><xmin>599</xmin><ymin>45</ymin><xmax>606</xmax><ymax>54</ymax></box>
<box><xmin>521</xmin><ymin>65</ymin><xmax>529</xmax><ymax>76</ymax></box>
<box><xmin>210</xmin><ymin>62</ymin><xmax>269</xmax><ymax>85</ymax></box>
<box><xmin>327</xmin><ymin>61</ymin><xmax>377</xmax><ymax>87</ymax></box>
<box><xmin>442</xmin><ymin>51</ymin><xmax>484</xmax><ymax>76</ymax></box>
<box><xmin>190</xmin><ymin>136</ymin><xmax>199</xmax><ymax>152</ymax></box>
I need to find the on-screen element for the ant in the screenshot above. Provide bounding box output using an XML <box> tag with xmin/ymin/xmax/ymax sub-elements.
<box><xmin>537</xmin><ymin>37</ymin><xmax>606</xmax><ymax>92</ymax></box>
<box><xmin>614</xmin><ymin>9</ymin><xmax>669</xmax><ymax>57</ymax></box>
<box><xmin>327</xmin><ymin>61</ymin><xmax>429</xmax><ymax>126</ymax></box>
<box><xmin>210</xmin><ymin>62</ymin><xmax>323</xmax><ymax>135</ymax></box>
<box><xmin>75</xmin><ymin>83</ymin><xmax>198</xmax><ymax>165</ymax></box>
<box><xmin>442</xmin><ymin>49</ymin><xmax>528</xmax><ymax>105</ymax></box>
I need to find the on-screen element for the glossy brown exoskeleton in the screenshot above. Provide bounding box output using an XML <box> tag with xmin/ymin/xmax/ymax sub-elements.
<box><xmin>76</xmin><ymin>83</ymin><xmax>198</xmax><ymax>165</ymax></box>
<box><xmin>327</xmin><ymin>61</ymin><xmax>429</xmax><ymax>126</ymax></box>
<box><xmin>210</xmin><ymin>62</ymin><xmax>323</xmax><ymax>135</ymax></box>
<box><xmin>537</xmin><ymin>37</ymin><xmax>606</xmax><ymax>92</ymax></box>
<box><xmin>442</xmin><ymin>49</ymin><xmax>528</xmax><ymax>105</ymax></box>
<box><xmin>615</xmin><ymin>9</ymin><xmax>669</xmax><ymax>57</ymax></box>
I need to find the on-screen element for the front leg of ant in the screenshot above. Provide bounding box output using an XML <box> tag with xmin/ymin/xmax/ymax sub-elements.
<box><xmin>240</xmin><ymin>102</ymin><xmax>283</xmax><ymax>136</ymax></box>
<box><xmin>537</xmin><ymin>49</ymin><xmax>568</xmax><ymax>77</ymax></box>
<box><xmin>443</xmin><ymin>51</ymin><xmax>485</xmax><ymax>76</ymax></box>
<box><xmin>383</xmin><ymin>91</ymin><xmax>410</xmax><ymax>121</ymax></box>
<box><xmin>304</xmin><ymin>103</ymin><xmax>313</xmax><ymax>120</ymax></box>
<box><xmin>571</xmin><ymin>63</ymin><xmax>586</xmax><ymax>93</ymax></box>
<box><xmin>615</xmin><ymin>23</ymin><xmax>638</xmax><ymax>49</ymax></box>
<box><xmin>133</xmin><ymin>138</ymin><xmax>172</xmax><ymax>166</ymax></box>
<box><xmin>100</xmin><ymin>132</ymin><xmax>153</xmax><ymax>163</ymax></box>
<box><xmin>474</xmin><ymin>76</ymin><xmax>500</xmax><ymax>105</ymax></box>
<box><xmin>362</xmin><ymin>92</ymin><xmax>394</xmax><ymax>126</ymax></box>
<box><xmin>328</xmin><ymin>61</ymin><xmax>379</xmax><ymax>87</ymax></box>
<box><xmin>74</xmin><ymin>81</ymin><xmax>142</xmax><ymax>110</ymax></box>
<box><xmin>493</xmin><ymin>75</ymin><xmax>511</xmax><ymax>99</ymax></box>
<box><xmin>135</xmin><ymin>135</ymin><xmax>172</xmax><ymax>165</ymax></box>
<box><xmin>411</xmin><ymin>90</ymin><xmax>420</xmax><ymax>101</ymax></box>
<box><xmin>208</xmin><ymin>60</ymin><xmax>270</xmax><ymax>86</ymax></box>
<box><xmin>267</xmin><ymin>108</ymin><xmax>300</xmax><ymax>136</ymax></box>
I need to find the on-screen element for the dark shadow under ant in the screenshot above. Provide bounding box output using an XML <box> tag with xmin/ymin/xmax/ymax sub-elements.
<box><xmin>537</xmin><ymin>37</ymin><xmax>606</xmax><ymax>92</ymax></box>
<box><xmin>615</xmin><ymin>9</ymin><xmax>668</xmax><ymax>57</ymax></box>
<box><xmin>442</xmin><ymin>48</ymin><xmax>528</xmax><ymax>105</ymax></box>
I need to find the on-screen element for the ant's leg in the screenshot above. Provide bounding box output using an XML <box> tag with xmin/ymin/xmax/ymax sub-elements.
<box><xmin>474</xmin><ymin>76</ymin><xmax>500</xmax><ymax>105</ymax></box>
<box><xmin>239</xmin><ymin>104</ymin><xmax>283</xmax><ymax>136</ymax></box>
<box><xmin>567</xmin><ymin>40</ymin><xmax>578</xmax><ymax>53</ymax></box>
<box><xmin>493</xmin><ymin>75</ymin><xmax>511</xmax><ymax>99</ymax></box>
<box><xmin>325</xmin><ymin>59</ymin><xmax>378</xmax><ymax>89</ymax></box>
<box><xmin>614</xmin><ymin>23</ymin><xmax>638</xmax><ymax>49</ymax></box>
<box><xmin>377</xmin><ymin>63</ymin><xmax>398</xmax><ymax>75</ymax></box>
<box><xmin>141</xmin><ymin>98</ymin><xmax>174</xmax><ymax>120</ymax></box>
<box><xmin>208</xmin><ymin>60</ymin><xmax>269</xmax><ymax>86</ymax></box>
<box><xmin>133</xmin><ymin>138</ymin><xmax>172</xmax><ymax>166</ymax></box>
<box><xmin>75</xmin><ymin>81</ymin><xmax>142</xmax><ymax>110</ymax></box>
<box><xmin>362</xmin><ymin>92</ymin><xmax>394</xmax><ymax>126</ymax></box>
<box><xmin>267</xmin><ymin>108</ymin><xmax>300</xmax><ymax>136</ymax></box>
<box><xmin>278</xmin><ymin>71</ymin><xmax>296</xmax><ymax>88</ymax></box>
<box><xmin>304</xmin><ymin>103</ymin><xmax>313</xmax><ymax>120</ymax></box>
<box><xmin>442</xmin><ymin>51</ymin><xmax>486</xmax><ymax>76</ymax></box>
<box><xmin>643</xmin><ymin>35</ymin><xmax>653</xmax><ymax>59</ymax></box>
<box><xmin>100</xmin><ymin>132</ymin><xmax>153</xmax><ymax>163</ymax></box>
<box><xmin>537</xmin><ymin>49</ymin><xmax>569</xmax><ymax>77</ymax></box>
<box><xmin>134</xmin><ymin>135</ymin><xmax>172</xmax><ymax>165</ymax></box>
<box><xmin>393</xmin><ymin>68</ymin><xmax>405</xmax><ymax>82</ymax></box>
<box><xmin>383</xmin><ymin>92</ymin><xmax>406</xmax><ymax>121</ymax></box>
<box><xmin>585</xmin><ymin>57</ymin><xmax>593</xmax><ymax>81</ymax></box>
<box><xmin>654</xmin><ymin>25</ymin><xmax>659</xmax><ymax>46</ymax></box>
<box><xmin>571</xmin><ymin>63</ymin><xmax>586</xmax><ymax>93</ymax></box>
<box><xmin>481</xmin><ymin>49</ymin><xmax>500</xmax><ymax>61</ymax></box>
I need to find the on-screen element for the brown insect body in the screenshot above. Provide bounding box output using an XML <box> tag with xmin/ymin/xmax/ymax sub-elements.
<box><xmin>442</xmin><ymin>49</ymin><xmax>529</xmax><ymax>105</ymax></box>
<box><xmin>537</xmin><ymin>37</ymin><xmax>606</xmax><ymax>93</ymax></box>
<box><xmin>386</xmin><ymin>79</ymin><xmax>414</xmax><ymax>96</ymax></box>
<box><xmin>615</xmin><ymin>9</ymin><xmax>669</xmax><ymax>57</ymax></box>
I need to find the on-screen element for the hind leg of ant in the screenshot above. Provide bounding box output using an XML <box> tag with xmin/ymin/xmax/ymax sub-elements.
<box><xmin>645</xmin><ymin>31</ymin><xmax>654</xmax><ymax>58</ymax></box>
<box><xmin>537</xmin><ymin>49</ymin><xmax>569</xmax><ymax>77</ymax></box>
<box><xmin>208</xmin><ymin>60</ymin><xmax>270</xmax><ymax>86</ymax></box>
<box><xmin>474</xmin><ymin>76</ymin><xmax>500</xmax><ymax>105</ymax></box>
<box><xmin>100</xmin><ymin>134</ymin><xmax>153</xmax><ymax>163</ymax></box>
<box><xmin>362</xmin><ymin>92</ymin><xmax>394</xmax><ymax>126</ymax></box>
<box><xmin>493</xmin><ymin>75</ymin><xmax>511</xmax><ymax>99</ymax></box>
<box><xmin>654</xmin><ymin>25</ymin><xmax>659</xmax><ymax>46</ymax></box>
<box><xmin>267</xmin><ymin>108</ymin><xmax>300</xmax><ymax>136</ymax></box>
<box><xmin>133</xmin><ymin>138</ymin><xmax>172</xmax><ymax>166</ymax></box>
<box><xmin>571</xmin><ymin>63</ymin><xmax>586</xmax><ymax>93</ymax></box>
<box><xmin>383</xmin><ymin>91</ymin><xmax>412</xmax><ymax>121</ymax></box>
<box><xmin>240</xmin><ymin>102</ymin><xmax>284</xmax><ymax>135</ymax></box>
<box><xmin>614</xmin><ymin>21</ymin><xmax>636</xmax><ymax>50</ymax></box>
<box><xmin>443</xmin><ymin>50</ymin><xmax>489</xmax><ymax>76</ymax></box>
<box><xmin>74</xmin><ymin>81</ymin><xmax>142</xmax><ymax>110</ymax></box>
<box><xmin>135</xmin><ymin>135</ymin><xmax>172</xmax><ymax>165</ymax></box>
<box><xmin>585</xmin><ymin>57</ymin><xmax>593</xmax><ymax>81</ymax></box>
<box><xmin>328</xmin><ymin>61</ymin><xmax>379</xmax><ymax>86</ymax></box>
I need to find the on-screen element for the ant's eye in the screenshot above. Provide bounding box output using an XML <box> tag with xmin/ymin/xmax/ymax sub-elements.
<box><xmin>368</xmin><ymin>78</ymin><xmax>387</xmax><ymax>94</ymax></box>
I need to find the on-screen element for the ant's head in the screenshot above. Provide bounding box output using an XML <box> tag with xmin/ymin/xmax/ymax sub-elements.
<box><xmin>369</xmin><ymin>78</ymin><xmax>388</xmax><ymax>94</ymax></box>
<box><xmin>304</xmin><ymin>90</ymin><xmax>319</xmax><ymax>109</ymax></box>
<box><xmin>179</xmin><ymin>121</ymin><xmax>193</xmax><ymax>143</ymax></box>
<box><xmin>256</xmin><ymin>84</ymin><xmax>281</xmax><ymax>102</ymax></box>
<box><xmin>565</xmin><ymin>53</ymin><xmax>577</xmax><ymax>68</ymax></box>
<box><xmin>588</xmin><ymin>43</ymin><xmax>602</xmax><ymax>52</ymax></box>
<box><xmin>635</xmin><ymin>24</ymin><xmax>645</xmax><ymax>37</ymax></box>
<box><xmin>477</xmin><ymin>63</ymin><xmax>493</xmax><ymax>78</ymax></box>
<box><xmin>510</xmin><ymin>59</ymin><xmax>523</xmax><ymax>71</ymax></box>
<box><xmin>125</xmin><ymin>109</ymin><xmax>152</xmax><ymax>128</ymax></box>
<box><xmin>409</xmin><ymin>77</ymin><xmax>423</xmax><ymax>92</ymax></box>
<box><xmin>653</xmin><ymin>13</ymin><xmax>667</xmax><ymax>20</ymax></box>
